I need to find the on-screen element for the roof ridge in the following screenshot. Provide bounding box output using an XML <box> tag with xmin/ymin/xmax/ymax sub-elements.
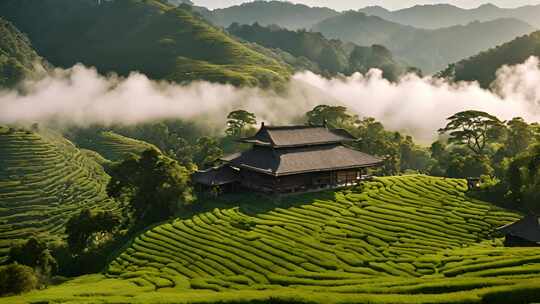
<box><xmin>264</xmin><ymin>125</ymin><xmax>325</xmax><ymax>130</ymax></box>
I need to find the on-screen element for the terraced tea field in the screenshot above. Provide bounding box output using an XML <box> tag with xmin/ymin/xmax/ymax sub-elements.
<box><xmin>74</xmin><ymin>131</ymin><xmax>155</xmax><ymax>162</ymax></box>
<box><xmin>4</xmin><ymin>175</ymin><xmax>540</xmax><ymax>304</ymax></box>
<box><xmin>0</xmin><ymin>127</ymin><xmax>117</xmax><ymax>261</ymax></box>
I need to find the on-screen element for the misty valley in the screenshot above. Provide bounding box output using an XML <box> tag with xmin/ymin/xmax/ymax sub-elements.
<box><xmin>1</xmin><ymin>0</ymin><xmax>540</xmax><ymax>303</ymax></box>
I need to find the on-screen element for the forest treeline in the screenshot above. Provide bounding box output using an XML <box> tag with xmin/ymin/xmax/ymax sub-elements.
<box><xmin>440</xmin><ymin>31</ymin><xmax>540</xmax><ymax>88</ymax></box>
<box><xmin>228</xmin><ymin>23</ymin><xmax>413</xmax><ymax>80</ymax></box>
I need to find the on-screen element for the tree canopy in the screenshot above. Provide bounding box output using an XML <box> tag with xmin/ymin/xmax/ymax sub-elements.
<box><xmin>107</xmin><ymin>148</ymin><xmax>195</xmax><ymax>224</ymax></box>
<box><xmin>65</xmin><ymin>209</ymin><xmax>120</xmax><ymax>254</ymax></box>
<box><xmin>226</xmin><ymin>110</ymin><xmax>257</xmax><ymax>138</ymax></box>
<box><xmin>306</xmin><ymin>105</ymin><xmax>353</xmax><ymax>127</ymax></box>
<box><xmin>438</xmin><ymin>110</ymin><xmax>503</xmax><ymax>155</ymax></box>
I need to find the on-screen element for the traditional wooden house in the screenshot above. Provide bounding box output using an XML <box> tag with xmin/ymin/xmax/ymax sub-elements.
<box><xmin>193</xmin><ymin>123</ymin><xmax>383</xmax><ymax>194</ymax></box>
<box><xmin>498</xmin><ymin>215</ymin><xmax>540</xmax><ymax>247</ymax></box>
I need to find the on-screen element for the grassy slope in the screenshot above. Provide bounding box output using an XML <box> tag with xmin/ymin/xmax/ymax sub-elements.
<box><xmin>0</xmin><ymin>126</ymin><xmax>118</xmax><ymax>262</ymax></box>
<box><xmin>74</xmin><ymin>131</ymin><xmax>157</xmax><ymax>162</ymax></box>
<box><xmin>0</xmin><ymin>18</ymin><xmax>42</xmax><ymax>87</ymax></box>
<box><xmin>0</xmin><ymin>0</ymin><xmax>290</xmax><ymax>88</ymax></box>
<box><xmin>5</xmin><ymin>175</ymin><xmax>540</xmax><ymax>303</ymax></box>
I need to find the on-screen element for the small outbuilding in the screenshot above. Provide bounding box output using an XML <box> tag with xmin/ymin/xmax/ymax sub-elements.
<box><xmin>498</xmin><ymin>215</ymin><xmax>540</xmax><ymax>247</ymax></box>
<box><xmin>192</xmin><ymin>166</ymin><xmax>240</xmax><ymax>192</ymax></box>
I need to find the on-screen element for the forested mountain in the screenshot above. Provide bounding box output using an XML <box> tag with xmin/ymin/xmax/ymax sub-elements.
<box><xmin>312</xmin><ymin>12</ymin><xmax>534</xmax><ymax>73</ymax></box>
<box><xmin>0</xmin><ymin>0</ymin><xmax>290</xmax><ymax>87</ymax></box>
<box><xmin>228</xmin><ymin>23</ymin><xmax>412</xmax><ymax>80</ymax></box>
<box><xmin>440</xmin><ymin>31</ymin><xmax>540</xmax><ymax>88</ymax></box>
<box><xmin>359</xmin><ymin>3</ymin><xmax>540</xmax><ymax>29</ymax></box>
<box><xmin>0</xmin><ymin>18</ymin><xmax>43</xmax><ymax>87</ymax></box>
<box><xmin>203</xmin><ymin>1</ymin><xmax>339</xmax><ymax>30</ymax></box>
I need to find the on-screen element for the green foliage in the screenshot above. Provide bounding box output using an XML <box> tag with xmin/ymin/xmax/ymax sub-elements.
<box><xmin>65</xmin><ymin>209</ymin><xmax>120</xmax><ymax>254</ymax></box>
<box><xmin>107</xmin><ymin>148</ymin><xmax>195</xmax><ymax>224</ymax></box>
<box><xmin>438</xmin><ymin>110</ymin><xmax>503</xmax><ymax>155</ymax></box>
<box><xmin>8</xmin><ymin>238</ymin><xmax>58</xmax><ymax>278</ymax></box>
<box><xmin>0</xmin><ymin>0</ymin><xmax>291</xmax><ymax>88</ymax></box>
<box><xmin>0</xmin><ymin>264</ymin><xmax>39</xmax><ymax>296</ymax></box>
<box><xmin>226</xmin><ymin>110</ymin><xmax>257</xmax><ymax>138</ymax></box>
<box><xmin>193</xmin><ymin>137</ymin><xmax>224</xmax><ymax>169</ymax></box>
<box><xmin>306</xmin><ymin>105</ymin><xmax>352</xmax><ymax>127</ymax></box>
<box><xmin>441</xmin><ymin>31</ymin><xmax>540</xmax><ymax>88</ymax></box>
<box><xmin>0</xmin><ymin>18</ymin><xmax>42</xmax><ymax>87</ymax></box>
<box><xmin>228</xmin><ymin>23</ymin><xmax>408</xmax><ymax>80</ymax></box>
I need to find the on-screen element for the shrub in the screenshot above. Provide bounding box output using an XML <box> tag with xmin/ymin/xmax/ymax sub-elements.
<box><xmin>0</xmin><ymin>263</ymin><xmax>39</xmax><ymax>296</ymax></box>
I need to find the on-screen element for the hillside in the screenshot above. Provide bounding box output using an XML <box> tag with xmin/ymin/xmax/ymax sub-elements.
<box><xmin>4</xmin><ymin>175</ymin><xmax>540</xmax><ymax>303</ymax></box>
<box><xmin>440</xmin><ymin>31</ymin><xmax>540</xmax><ymax>88</ymax></box>
<box><xmin>0</xmin><ymin>18</ymin><xmax>43</xmax><ymax>87</ymax></box>
<box><xmin>228</xmin><ymin>23</ymin><xmax>410</xmax><ymax>80</ymax></box>
<box><xmin>204</xmin><ymin>1</ymin><xmax>339</xmax><ymax>30</ymax></box>
<box><xmin>0</xmin><ymin>0</ymin><xmax>290</xmax><ymax>87</ymax></box>
<box><xmin>70</xmin><ymin>130</ymin><xmax>156</xmax><ymax>162</ymax></box>
<box><xmin>359</xmin><ymin>3</ymin><xmax>540</xmax><ymax>29</ymax></box>
<box><xmin>312</xmin><ymin>12</ymin><xmax>534</xmax><ymax>73</ymax></box>
<box><xmin>0</xmin><ymin>126</ymin><xmax>118</xmax><ymax>262</ymax></box>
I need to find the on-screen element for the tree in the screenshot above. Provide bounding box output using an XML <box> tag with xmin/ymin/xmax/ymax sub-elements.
<box><xmin>306</xmin><ymin>105</ymin><xmax>353</xmax><ymax>127</ymax></box>
<box><xmin>505</xmin><ymin>117</ymin><xmax>534</xmax><ymax>156</ymax></box>
<box><xmin>193</xmin><ymin>137</ymin><xmax>223</xmax><ymax>169</ymax></box>
<box><xmin>8</xmin><ymin>238</ymin><xmax>57</xmax><ymax>279</ymax></box>
<box><xmin>438</xmin><ymin>110</ymin><xmax>503</xmax><ymax>155</ymax></box>
<box><xmin>226</xmin><ymin>110</ymin><xmax>257</xmax><ymax>137</ymax></box>
<box><xmin>107</xmin><ymin>148</ymin><xmax>195</xmax><ymax>224</ymax></box>
<box><xmin>504</xmin><ymin>144</ymin><xmax>540</xmax><ymax>212</ymax></box>
<box><xmin>353</xmin><ymin>117</ymin><xmax>401</xmax><ymax>175</ymax></box>
<box><xmin>65</xmin><ymin>209</ymin><xmax>120</xmax><ymax>254</ymax></box>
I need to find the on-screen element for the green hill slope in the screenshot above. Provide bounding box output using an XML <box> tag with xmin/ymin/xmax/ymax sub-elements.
<box><xmin>0</xmin><ymin>0</ymin><xmax>290</xmax><ymax>87</ymax></box>
<box><xmin>0</xmin><ymin>126</ymin><xmax>117</xmax><ymax>262</ymax></box>
<box><xmin>228</xmin><ymin>23</ymin><xmax>411</xmax><ymax>80</ymax></box>
<box><xmin>72</xmin><ymin>131</ymin><xmax>156</xmax><ymax>162</ymax></box>
<box><xmin>5</xmin><ymin>175</ymin><xmax>540</xmax><ymax>304</ymax></box>
<box><xmin>0</xmin><ymin>18</ymin><xmax>43</xmax><ymax>87</ymax></box>
<box><xmin>312</xmin><ymin>12</ymin><xmax>534</xmax><ymax>73</ymax></box>
<box><xmin>440</xmin><ymin>31</ymin><xmax>540</xmax><ymax>88</ymax></box>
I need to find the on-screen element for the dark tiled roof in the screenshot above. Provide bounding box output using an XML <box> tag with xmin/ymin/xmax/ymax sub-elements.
<box><xmin>224</xmin><ymin>144</ymin><xmax>382</xmax><ymax>176</ymax></box>
<box><xmin>241</xmin><ymin>125</ymin><xmax>356</xmax><ymax>148</ymax></box>
<box><xmin>498</xmin><ymin>215</ymin><xmax>540</xmax><ymax>243</ymax></box>
<box><xmin>192</xmin><ymin>166</ymin><xmax>239</xmax><ymax>186</ymax></box>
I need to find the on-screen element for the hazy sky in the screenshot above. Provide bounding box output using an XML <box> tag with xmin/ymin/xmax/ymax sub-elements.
<box><xmin>192</xmin><ymin>0</ymin><xmax>540</xmax><ymax>11</ymax></box>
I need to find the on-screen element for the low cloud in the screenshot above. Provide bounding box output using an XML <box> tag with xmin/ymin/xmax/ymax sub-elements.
<box><xmin>1</xmin><ymin>57</ymin><xmax>540</xmax><ymax>142</ymax></box>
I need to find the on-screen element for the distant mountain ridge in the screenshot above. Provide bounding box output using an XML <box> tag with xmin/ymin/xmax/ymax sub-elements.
<box><xmin>312</xmin><ymin>11</ymin><xmax>534</xmax><ymax>73</ymax></box>
<box><xmin>203</xmin><ymin>1</ymin><xmax>339</xmax><ymax>30</ymax></box>
<box><xmin>0</xmin><ymin>0</ymin><xmax>291</xmax><ymax>88</ymax></box>
<box><xmin>359</xmin><ymin>3</ymin><xmax>540</xmax><ymax>29</ymax></box>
